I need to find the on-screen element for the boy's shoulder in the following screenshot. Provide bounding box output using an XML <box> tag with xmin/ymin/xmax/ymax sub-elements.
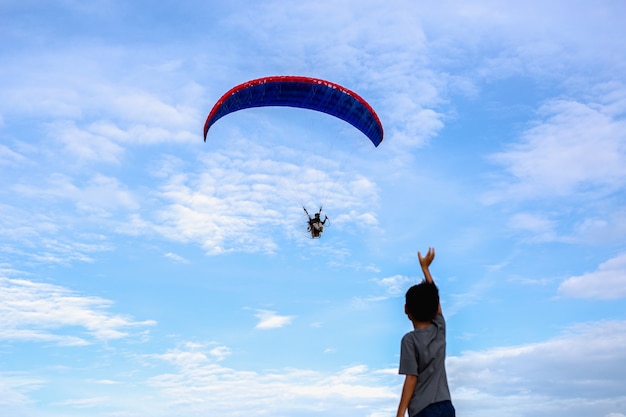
<box><xmin>403</xmin><ymin>315</ymin><xmax>446</xmax><ymax>340</ymax></box>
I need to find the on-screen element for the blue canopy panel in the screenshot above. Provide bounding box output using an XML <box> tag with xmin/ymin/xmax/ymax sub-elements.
<box><xmin>204</xmin><ymin>76</ymin><xmax>383</xmax><ymax>147</ymax></box>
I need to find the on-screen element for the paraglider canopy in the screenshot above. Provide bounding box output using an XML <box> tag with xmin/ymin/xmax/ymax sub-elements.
<box><xmin>203</xmin><ymin>76</ymin><xmax>384</xmax><ymax>147</ymax></box>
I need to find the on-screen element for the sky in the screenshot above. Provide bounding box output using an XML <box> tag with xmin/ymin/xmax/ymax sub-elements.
<box><xmin>1</xmin><ymin>1</ymin><xmax>626</xmax><ymax>416</ymax></box>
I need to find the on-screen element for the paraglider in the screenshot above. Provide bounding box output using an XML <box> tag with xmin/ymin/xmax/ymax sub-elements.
<box><xmin>303</xmin><ymin>206</ymin><xmax>328</xmax><ymax>239</ymax></box>
<box><xmin>203</xmin><ymin>76</ymin><xmax>384</xmax><ymax>238</ymax></box>
<box><xmin>203</xmin><ymin>76</ymin><xmax>383</xmax><ymax>147</ymax></box>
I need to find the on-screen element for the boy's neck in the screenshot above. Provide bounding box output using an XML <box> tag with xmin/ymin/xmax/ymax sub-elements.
<box><xmin>412</xmin><ymin>320</ymin><xmax>432</xmax><ymax>329</ymax></box>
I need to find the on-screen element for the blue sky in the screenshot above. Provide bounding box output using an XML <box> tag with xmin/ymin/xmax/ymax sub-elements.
<box><xmin>1</xmin><ymin>1</ymin><xmax>626</xmax><ymax>416</ymax></box>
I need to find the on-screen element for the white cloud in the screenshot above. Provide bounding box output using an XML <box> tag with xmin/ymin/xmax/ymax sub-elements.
<box><xmin>148</xmin><ymin>160</ymin><xmax>284</xmax><ymax>255</ymax></box>
<box><xmin>1</xmin><ymin>43</ymin><xmax>202</xmax><ymax>150</ymax></box>
<box><xmin>1</xmin><ymin>170</ymin><xmax>142</xmax><ymax>268</ymax></box>
<box><xmin>13</xmin><ymin>172</ymin><xmax>139</xmax><ymax>214</ymax></box>
<box><xmin>0</xmin><ymin>202</ymin><xmax>114</xmax><ymax>267</ymax></box>
<box><xmin>0</xmin><ymin>277</ymin><xmax>155</xmax><ymax>345</ymax></box>
<box><xmin>418</xmin><ymin>1</ymin><xmax>626</xmax><ymax>82</ymax></box>
<box><xmin>149</xmin><ymin>345</ymin><xmax>397</xmax><ymax>417</ymax></box>
<box><xmin>52</xmin><ymin>396</ymin><xmax>110</xmax><ymax>408</ymax></box>
<box><xmin>482</xmin><ymin>86</ymin><xmax>626</xmax><ymax>245</ymax></box>
<box><xmin>164</xmin><ymin>252</ymin><xmax>189</xmax><ymax>264</ymax></box>
<box><xmin>143</xmin><ymin>139</ymin><xmax>381</xmax><ymax>255</ymax></box>
<box><xmin>152</xmin><ymin>348</ymin><xmax>210</xmax><ymax>368</ymax></box>
<box><xmin>488</xmin><ymin>92</ymin><xmax>626</xmax><ymax>202</ymax></box>
<box><xmin>0</xmin><ymin>372</ymin><xmax>44</xmax><ymax>415</ymax></box>
<box><xmin>558</xmin><ymin>253</ymin><xmax>626</xmax><ymax>300</ymax></box>
<box><xmin>374</xmin><ymin>274</ymin><xmax>413</xmax><ymax>297</ymax></box>
<box><xmin>449</xmin><ymin>320</ymin><xmax>626</xmax><ymax>417</ymax></box>
<box><xmin>50</xmin><ymin>120</ymin><xmax>125</xmax><ymax>164</ymax></box>
<box><xmin>574</xmin><ymin>207</ymin><xmax>626</xmax><ymax>244</ymax></box>
<box><xmin>254</xmin><ymin>309</ymin><xmax>295</xmax><ymax>329</ymax></box>
<box><xmin>209</xmin><ymin>345</ymin><xmax>232</xmax><ymax>362</ymax></box>
<box><xmin>507</xmin><ymin>212</ymin><xmax>559</xmax><ymax>242</ymax></box>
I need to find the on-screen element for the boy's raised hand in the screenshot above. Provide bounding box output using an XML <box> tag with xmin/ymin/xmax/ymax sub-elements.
<box><xmin>418</xmin><ymin>247</ymin><xmax>435</xmax><ymax>268</ymax></box>
<box><xmin>418</xmin><ymin>248</ymin><xmax>435</xmax><ymax>285</ymax></box>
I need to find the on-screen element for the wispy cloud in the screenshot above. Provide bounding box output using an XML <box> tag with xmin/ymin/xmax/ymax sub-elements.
<box><xmin>209</xmin><ymin>345</ymin><xmax>232</xmax><ymax>361</ymax></box>
<box><xmin>0</xmin><ymin>144</ymin><xmax>28</xmax><ymax>166</ymax></box>
<box><xmin>0</xmin><ymin>277</ymin><xmax>155</xmax><ymax>345</ymax></box>
<box><xmin>506</xmin><ymin>212</ymin><xmax>559</xmax><ymax>243</ymax></box>
<box><xmin>253</xmin><ymin>309</ymin><xmax>295</xmax><ymax>329</ymax></box>
<box><xmin>14</xmin><ymin>173</ymin><xmax>139</xmax><ymax>213</ymax></box>
<box><xmin>374</xmin><ymin>274</ymin><xmax>413</xmax><ymax>297</ymax></box>
<box><xmin>164</xmin><ymin>252</ymin><xmax>189</xmax><ymax>264</ymax></box>
<box><xmin>558</xmin><ymin>253</ymin><xmax>626</xmax><ymax>300</ymax></box>
<box><xmin>52</xmin><ymin>396</ymin><xmax>110</xmax><ymax>409</ymax></box>
<box><xmin>488</xmin><ymin>90</ymin><xmax>626</xmax><ymax>203</ymax></box>
<box><xmin>0</xmin><ymin>372</ymin><xmax>44</xmax><ymax>410</ymax></box>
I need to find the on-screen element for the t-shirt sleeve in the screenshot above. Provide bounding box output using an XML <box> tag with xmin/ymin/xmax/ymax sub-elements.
<box><xmin>398</xmin><ymin>333</ymin><xmax>419</xmax><ymax>376</ymax></box>
<box><xmin>433</xmin><ymin>313</ymin><xmax>446</xmax><ymax>332</ymax></box>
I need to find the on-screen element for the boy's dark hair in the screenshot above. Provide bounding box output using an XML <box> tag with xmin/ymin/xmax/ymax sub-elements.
<box><xmin>405</xmin><ymin>281</ymin><xmax>439</xmax><ymax>322</ymax></box>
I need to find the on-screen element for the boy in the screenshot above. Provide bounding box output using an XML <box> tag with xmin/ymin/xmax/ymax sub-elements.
<box><xmin>396</xmin><ymin>247</ymin><xmax>455</xmax><ymax>417</ymax></box>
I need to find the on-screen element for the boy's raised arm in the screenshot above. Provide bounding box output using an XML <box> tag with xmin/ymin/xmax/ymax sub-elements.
<box><xmin>418</xmin><ymin>247</ymin><xmax>435</xmax><ymax>284</ymax></box>
<box><xmin>418</xmin><ymin>247</ymin><xmax>441</xmax><ymax>315</ymax></box>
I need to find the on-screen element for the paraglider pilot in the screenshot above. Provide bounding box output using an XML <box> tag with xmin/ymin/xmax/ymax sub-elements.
<box><xmin>304</xmin><ymin>207</ymin><xmax>328</xmax><ymax>238</ymax></box>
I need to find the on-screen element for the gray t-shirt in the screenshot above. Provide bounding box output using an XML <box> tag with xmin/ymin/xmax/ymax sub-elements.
<box><xmin>398</xmin><ymin>314</ymin><xmax>451</xmax><ymax>417</ymax></box>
